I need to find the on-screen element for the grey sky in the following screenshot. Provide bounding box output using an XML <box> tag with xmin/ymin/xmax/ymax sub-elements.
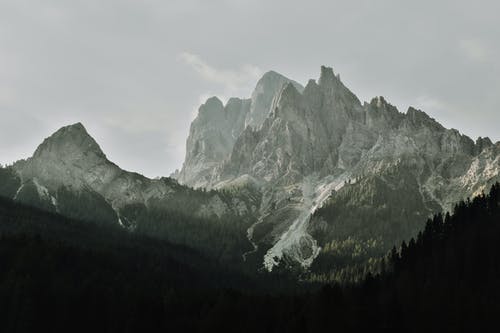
<box><xmin>0</xmin><ymin>0</ymin><xmax>498</xmax><ymax>177</ymax></box>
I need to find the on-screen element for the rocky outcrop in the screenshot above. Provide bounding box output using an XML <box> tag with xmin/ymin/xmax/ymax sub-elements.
<box><xmin>178</xmin><ymin>65</ymin><xmax>500</xmax><ymax>271</ymax></box>
<box><xmin>246</xmin><ymin>70</ymin><xmax>304</xmax><ymax>129</ymax></box>
<box><xmin>177</xmin><ymin>71</ymin><xmax>304</xmax><ymax>188</ymax></box>
<box><xmin>176</xmin><ymin>97</ymin><xmax>251</xmax><ymax>188</ymax></box>
<box><xmin>14</xmin><ymin>123</ymin><xmax>171</xmax><ymax>211</ymax></box>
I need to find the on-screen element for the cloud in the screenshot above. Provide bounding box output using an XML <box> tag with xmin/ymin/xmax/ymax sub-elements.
<box><xmin>178</xmin><ymin>51</ymin><xmax>262</xmax><ymax>92</ymax></box>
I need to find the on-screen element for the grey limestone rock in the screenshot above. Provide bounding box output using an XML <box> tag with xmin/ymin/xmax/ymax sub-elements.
<box><xmin>178</xmin><ymin>65</ymin><xmax>500</xmax><ymax>271</ymax></box>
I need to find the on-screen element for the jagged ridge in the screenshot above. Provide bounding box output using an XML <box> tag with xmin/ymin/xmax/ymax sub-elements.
<box><xmin>178</xmin><ymin>65</ymin><xmax>500</xmax><ymax>271</ymax></box>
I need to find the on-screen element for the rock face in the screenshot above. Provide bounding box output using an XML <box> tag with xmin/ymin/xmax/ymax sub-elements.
<box><xmin>176</xmin><ymin>97</ymin><xmax>251</xmax><ymax>188</ymax></box>
<box><xmin>177</xmin><ymin>71</ymin><xmax>303</xmax><ymax>188</ymax></box>
<box><xmin>14</xmin><ymin>123</ymin><xmax>175</xmax><ymax>212</ymax></box>
<box><xmin>178</xmin><ymin>66</ymin><xmax>500</xmax><ymax>271</ymax></box>
<box><xmin>245</xmin><ymin>70</ymin><xmax>304</xmax><ymax>129</ymax></box>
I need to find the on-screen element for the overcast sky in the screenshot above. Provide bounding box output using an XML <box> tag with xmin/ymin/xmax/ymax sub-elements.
<box><xmin>0</xmin><ymin>0</ymin><xmax>498</xmax><ymax>177</ymax></box>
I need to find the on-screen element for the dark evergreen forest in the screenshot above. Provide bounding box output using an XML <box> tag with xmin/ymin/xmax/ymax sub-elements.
<box><xmin>0</xmin><ymin>182</ymin><xmax>499</xmax><ymax>332</ymax></box>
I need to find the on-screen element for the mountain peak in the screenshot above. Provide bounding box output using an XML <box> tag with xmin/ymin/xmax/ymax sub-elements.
<box><xmin>318</xmin><ymin>65</ymin><xmax>337</xmax><ymax>86</ymax></box>
<box><xmin>476</xmin><ymin>136</ymin><xmax>493</xmax><ymax>146</ymax></box>
<box><xmin>253</xmin><ymin>70</ymin><xmax>304</xmax><ymax>94</ymax></box>
<box><xmin>370</xmin><ymin>96</ymin><xmax>389</xmax><ymax>108</ymax></box>
<box><xmin>67</xmin><ymin>122</ymin><xmax>85</xmax><ymax>130</ymax></box>
<box><xmin>278</xmin><ymin>82</ymin><xmax>301</xmax><ymax>103</ymax></box>
<box><xmin>203</xmin><ymin>96</ymin><xmax>224</xmax><ymax>109</ymax></box>
<box><xmin>197</xmin><ymin>96</ymin><xmax>225</xmax><ymax>120</ymax></box>
<box><xmin>475</xmin><ymin>136</ymin><xmax>494</xmax><ymax>155</ymax></box>
<box><xmin>33</xmin><ymin>122</ymin><xmax>105</xmax><ymax>160</ymax></box>
<box><xmin>13</xmin><ymin>122</ymin><xmax>110</xmax><ymax>190</ymax></box>
<box><xmin>56</xmin><ymin>122</ymin><xmax>89</xmax><ymax>136</ymax></box>
<box><xmin>43</xmin><ymin>122</ymin><xmax>92</xmax><ymax>143</ymax></box>
<box><xmin>245</xmin><ymin>70</ymin><xmax>304</xmax><ymax>129</ymax></box>
<box><xmin>259</xmin><ymin>70</ymin><xmax>288</xmax><ymax>82</ymax></box>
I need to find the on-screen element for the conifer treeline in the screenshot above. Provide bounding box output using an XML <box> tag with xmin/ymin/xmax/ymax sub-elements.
<box><xmin>0</xmin><ymin>183</ymin><xmax>498</xmax><ymax>332</ymax></box>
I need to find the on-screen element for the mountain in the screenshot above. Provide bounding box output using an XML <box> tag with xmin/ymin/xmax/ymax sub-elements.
<box><xmin>177</xmin><ymin>71</ymin><xmax>304</xmax><ymax>188</ymax></box>
<box><xmin>177</xmin><ymin>65</ymin><xmax>500</xmax><ymax>272</ymax></box>
<box><xmin>1</xmin><ymin>65</ymin><xmax>498</xmax><ymax>275</ymax></box>
<box><xmin>176</xmin><ymin>97</ymin><xmax>251</xmax><ymax>188</ymax></box>
<box><xmin>245</xmin><ymin>70</ymin><xmax>304</xmax><ymax>129</ymax></box>
<box><xmin>0</xmin><ymin>123</ymin><xmax>260</xmax><ymax>264</ymax></box>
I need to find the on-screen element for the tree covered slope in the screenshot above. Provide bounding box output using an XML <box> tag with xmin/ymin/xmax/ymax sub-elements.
<box><xmin>0</xmin><ymin>183</ymin><xmax>498</xmax><ymax>332</ymax></box>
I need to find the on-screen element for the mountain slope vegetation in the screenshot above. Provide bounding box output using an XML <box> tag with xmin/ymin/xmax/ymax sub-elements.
<box><xmin>0</xmin><ymin>183</ymin><xmax>498</xmax><ymax>332</ymax></box>
<box><xmin>0</xmin><ymin>124</ymin><xmax>259</xmax><ymax>267</ymax></box>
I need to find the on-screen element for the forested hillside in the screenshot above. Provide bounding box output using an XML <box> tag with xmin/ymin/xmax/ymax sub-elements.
<box><xmin>0</xmin><ymin>163</ymin><xmax>258</xmax><ymax>267</ymax></box>
<box><xmin>0</xmin><ymin>183</ymin><xmax>498</xmax><ymax>332</ymax></box>
<box><xmin>308</xmin><ymin>164</ymin><xmax>438</xmax><ymax>282</ymax></box>
<box><xmin>0</xmin><ymin>196</ymin><xmax>260</xmax><ymax>332</ymax></box>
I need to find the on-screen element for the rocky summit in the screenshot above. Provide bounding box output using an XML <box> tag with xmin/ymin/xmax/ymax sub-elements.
<box><xmin>177</xmin><ymin>71</ymin><xmax>304</xmax><ymax>189</ymax></box>
<box><xmin>177</xmin><ymin>65</ymin><xmax>500</xmax><ymax>271</ymax></box>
